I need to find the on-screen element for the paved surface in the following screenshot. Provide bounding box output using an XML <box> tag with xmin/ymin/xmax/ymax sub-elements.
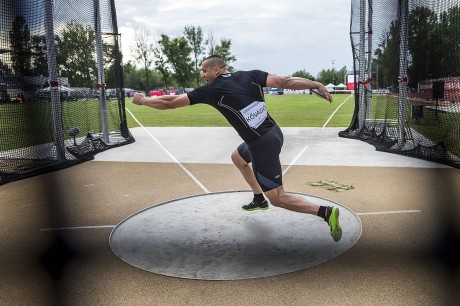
<box><xmin>95</xmin><ymin>127</ymin><xmax>449</xmax><ymax>168</ymax></box>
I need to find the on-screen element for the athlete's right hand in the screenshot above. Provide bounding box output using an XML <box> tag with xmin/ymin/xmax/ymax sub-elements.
<box><xmin>133</xmin><ymin>93</ymin><xmax>146</xmax><ymax>105</ymax></box>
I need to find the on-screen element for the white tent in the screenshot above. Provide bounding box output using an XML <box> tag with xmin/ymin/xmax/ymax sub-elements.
<box><xmin>325</xmin><ymin>83</ymin><xmax>335</xmax><ymax>92</ymax></box>
<box><xmin>335</xmin><ymin>83</ymin><xmax>347</xmax><ymax>88</ymax></box>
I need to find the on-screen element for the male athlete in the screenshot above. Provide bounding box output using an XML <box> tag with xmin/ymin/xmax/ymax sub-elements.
<box><xmin>133</xmin><ymin>55</ymin><xmax>342</xmax><ymax>242</ymax></box>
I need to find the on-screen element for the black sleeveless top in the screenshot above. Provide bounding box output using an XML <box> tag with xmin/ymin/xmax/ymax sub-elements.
<box><xmin>187</xmin><ymin>70</ymin><xmax>277</xmax><ymax>142</ymax></box>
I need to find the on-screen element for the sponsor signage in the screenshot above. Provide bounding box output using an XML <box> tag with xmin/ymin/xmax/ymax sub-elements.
<box><xmin>419</xmin><ymin>77</ymin><xmax>460</xmax><ymax>102</ymax></box>
<box><xmin>347</xmin><ymin>75</ymin><xmax>357</xmax><ymax>90</ymax></box>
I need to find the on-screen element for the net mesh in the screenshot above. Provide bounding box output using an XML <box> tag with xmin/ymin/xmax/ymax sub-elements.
<box><xmin>342</xmin><ymin>0</ymin><xmax>460</xmax><ymax>168</ymax></box>
<box><xmin>0</xmin><ymin>0</ymin><xmax>134</xmax><ymax>185</ymax></box>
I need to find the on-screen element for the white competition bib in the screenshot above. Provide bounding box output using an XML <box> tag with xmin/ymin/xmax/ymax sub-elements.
<box><xmin>240</xmin><ymin>101</ymin><xmax>268</xmax><ymax>129</ymax></box>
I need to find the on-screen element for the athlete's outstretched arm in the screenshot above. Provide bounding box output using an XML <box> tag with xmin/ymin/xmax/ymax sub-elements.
<box><xmin>266</xmin><ymin>73</ymin><xmax>332</xmax><ymax>102</ymax></box>
<box><xmin>132</xmin><ymin>92</ymin><xmax>191</xmax><ymax>110</ymax></box>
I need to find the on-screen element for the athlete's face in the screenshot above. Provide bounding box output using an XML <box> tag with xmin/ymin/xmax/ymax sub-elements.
<box><xmin>201</xmin><ymin>60</ymin><xmax>221</xmax><ymax>84</ymax></box>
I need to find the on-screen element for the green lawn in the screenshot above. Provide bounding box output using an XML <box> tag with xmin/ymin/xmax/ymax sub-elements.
<box><xmin>367</xmin><ymin>95</ymin><xmax>460</xmax><ymax>157</ymax></box>
<box><xmin>125</xmin><ymin>94</ymin><xmax>355</xmax><ymax>128</ymax></box>
<box><xmin>0</xmin><ymin>99</ymin><xmax>121</xmax><ymax>151</ymax></box>
<box><xmin>0</xmin><ymin>95</ymin><xmax>354</xmax><ymax>152</ymax></box>
<box><xmin>2</xmin><ymin>93</ymin><xmax>459</xmax><ymax>159</ymax></box>
<box><xmin>408</xmin><ymin>107</ymin><xmax>460</xmax><ymax>156</ymax></box>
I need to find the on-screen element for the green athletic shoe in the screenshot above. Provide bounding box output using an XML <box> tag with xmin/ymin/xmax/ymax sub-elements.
<box><xmin>328</xmin><ymin>207</ymin><xmax>342</xmax><ymax>242</ymax></box>
<box><xmin>242</xmin><ymin>200</ymin><xmax>269</xmax><ymax>211</ymax></box>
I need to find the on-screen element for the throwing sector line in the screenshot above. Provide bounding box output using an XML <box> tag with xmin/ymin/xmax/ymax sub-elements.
<box><xmin>125</xmin><ymin>106</ymin><xmax>210</xmax><ymax>194</ymax></box>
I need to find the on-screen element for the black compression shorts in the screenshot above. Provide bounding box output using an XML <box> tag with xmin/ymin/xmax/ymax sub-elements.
<box><xmin>237</xmin><ymin>125</ymin><xmax>284</xmax><ymax>192</ymax></box>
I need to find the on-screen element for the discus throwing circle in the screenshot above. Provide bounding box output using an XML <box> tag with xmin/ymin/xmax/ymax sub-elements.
<box><xmin>109</xmin><ymin>191</ymin><xmax>361</xmax><ymax>280</ymax></box>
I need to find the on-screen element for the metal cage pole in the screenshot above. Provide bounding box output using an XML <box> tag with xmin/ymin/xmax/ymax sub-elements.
<box><xmin>44</xmin><ymin>0</ymin><xmax>66</xmax><ymax>160</ymax></box>
<box><xmin>358</xmin><ymin>0</ymin><xmax>367</xmax><ymax>130</ymax></box>
<box><xmin>109</xmin><ymin>0</ymin><xmax>129</xmax><ymax>136</ymax></box>
<box><xmin>94</xmin><ymin>0</ymin><xmax>110</xmax><ymax>143</ymax></box>
<box><xmin>397</xmin><ymin>0</ymin><xmax>411</xmax><ymax>147</ymax></box>
<box><xmin>366</xmin><ymin>0</ymin><xmax>373</xmax><ymax>119</ymax></box>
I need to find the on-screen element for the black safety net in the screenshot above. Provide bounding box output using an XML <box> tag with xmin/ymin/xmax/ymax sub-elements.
<box><xmin>342</xmin><ymin>0</ymin><xmax>460</xmax><ymax>168</ymax></box>
<box><xmin>0</xmin><ymin>0</ymin><xmax>134</xmax><ymax>185</ymax></box>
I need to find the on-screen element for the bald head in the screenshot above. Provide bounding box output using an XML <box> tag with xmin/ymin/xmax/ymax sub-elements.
<box><xmin>201</xmin><ymin>55</ymin><xmax>228</xmax><ymax>84</ymax></box>
<box><xmin>203</xmin><ymin>55</ymin><xmax>226</xmax><ymax>70</ymax></box>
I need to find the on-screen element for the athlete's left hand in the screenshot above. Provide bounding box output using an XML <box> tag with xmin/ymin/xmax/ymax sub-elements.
<box><xmin>318</xmin><ymin>86</ymin><xmax>333</xmax><ymax>103</ymax></box>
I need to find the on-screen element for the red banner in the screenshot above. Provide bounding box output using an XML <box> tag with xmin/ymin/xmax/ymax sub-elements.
<box><xmin>419</xmin><ymin>77</ymin><xmax>460</xmax><ymax>102</ymax></box>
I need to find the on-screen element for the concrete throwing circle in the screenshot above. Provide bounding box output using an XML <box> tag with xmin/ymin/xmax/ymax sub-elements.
<box><xmin>109</xmin><ymin>191</ymin><xmax>361</xmax><ymax>280</ymax></box>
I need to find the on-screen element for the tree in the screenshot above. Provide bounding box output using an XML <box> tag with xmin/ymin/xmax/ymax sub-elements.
<box><xmin>317</xmin><ymin>69</ymin><xmax>334</xmax><ymax>85</ymax></box>
<box><xmin>406</xmin><ymin>6</ymin><xmax>460</xmax><ymax>86</ymax></box>
<box><xmin>158</xmin><ymin>34</ymin><xmax>194</xmax><ymax>89</ymax></box>
<box><xmin>437</xmin><ymin>6</ymin><xmax>460</xmax><ymax>78</ymax></box>
<box><xmin>153</xmin><ymin>46</ymin><xmax>172</xmax><ymax>88</ymax></box>
<box><xmin>55</xmin><ymin>21</ymin><xmax>97</xmax><ymax>87</ymax></box>
<box><xmin>9</xmin><ymin>16</ymin><xmax>32</xmax><ymax>76</ymax></box>
<box><xmin>292</xmin><ymin>69</ymin><xmax>315</xmax><ymax>80</ymax></box>
<box><xmin>121</xmin><ymin>60</ymin><xmax>143</xmax><ymax>90</ymax></box>
<box><xmin>214</xmin><ymin>38</ymin><xmax>236</xmax><ymax>72</ymax></box>
<box><xmin>316</xmin><ymin>66</ymin><xmax>347</xmax><ymax>85</ymax></box>
<box><xmin>97</xmin><ymin>38</ymin><xmax>120</xmax><ymax>88</ymax></box>
<box><xmin>336</xmin><ymin>66</ymin><xmax>348</xmax><ymax>85</ymax></box>
<box><xmin>408</xmin><ymin>6</ymin><xmax>439</xmax><ymax>86</ymax></box>
<box><xmin>118</xmin><ymin>60</ymin><xmax>164</xmax><ymax>92</ymax></box>
<box><xmin>184</xmin><ymin>25</ymin><xmax>204</xmax><ymax>87</ymax></box>
<box><xmin>205</xmin><ymin>30</ymin><xmax>216</xmax><ymax>56</ymax></box>
<box><xmin>30</xmin><ymin>34</ymin><xmax>48</xmax><ymax>76</ymax></box>
<box><xmin>132</xmin><ymin>28</ymin><xmax>155</xmax><ymax>91</ymax></box>
<box><xmin>373</xmin><ymin>20</ymin><xmax>400</xmax><ymax>89</ymax></box>
<box><xmin>204</xmin><ymin>30</ymin><xmax>237</xmax><ymax>70</ymax></box>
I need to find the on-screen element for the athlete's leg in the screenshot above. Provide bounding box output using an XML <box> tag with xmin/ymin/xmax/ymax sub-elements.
<box><xmin>264</xmin><ymin>185</ymin><xmax>319</xmax><ymax>215</ymax></box>
<box><xmin>248</xmin><ymin>126</ymin><xmax>342</xmax><ymax>241</ymax></box>
<box><xmin>231</xmin><ymin>146</ymin><xmax>268</xmax><ymax>210</ymax></box>
<box><xmin>265</xmin><ymin>186</ymin><xmax>342</xmax><ymax>242</ymax></box>
<box><xmin>265</xmin><ymin>186</ymin><xmax>342</xmax><ymax>241</ymax></box>
<box><xmin>231</xmin><ymin>147</ymin><xmax>262</xmax><ymax>195</ymax></box>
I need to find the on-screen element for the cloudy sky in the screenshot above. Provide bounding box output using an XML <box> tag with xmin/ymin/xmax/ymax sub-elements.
<box><xmin>114</xmin><ymin>0</ymin><xmax>353</xmax><ymax>77</ymax></box>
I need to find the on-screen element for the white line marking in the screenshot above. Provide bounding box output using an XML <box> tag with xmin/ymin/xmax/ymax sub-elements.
<box><xmin>357</xmin><ymin>210</ymin><xmax>421</xmax><ymax>216</ymax></box>
<box><xmin>282</xmin><ymin>146</ymin><xmax>309</xmax><ymax>176</ymax></box>
<box><xmin>40</xmin><ymin>210</ymin><xmax>422</xmax><ymax>231</ymax></box>
<box><xmin>323</xmin><ymin>94</ymin><xmax>353</xmax><ymax>128</ymax></box>
<box><xmin>125</xmin><ymin>106</ymin><xmax>210</xmax><ymax>194</ymax></box>
<box><xmin>40</xmin><ymin>225</ymin><xmax>116</xmax><ymax>232</ymax></box>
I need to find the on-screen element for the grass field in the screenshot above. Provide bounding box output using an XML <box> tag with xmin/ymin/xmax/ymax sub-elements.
<box><xmin>0</xmin><ymin>99</ymin><xmax>120</xmax><ymax>151</ymax></box>
<box><xmin>0</xmin><ymin>95</ymin><xmax>353</xmax><ymax>151</ymax></box>
<box><xmin>3</xmin><ymin>93</ymin><xmax>457</xmax><ymax>159</ymax></box>
<box><xmin>125</xmin><ymin>94</ymin><xmax>355</xmax><ymax>128</ymax></box>
<box><xmin>368</xmin><ymin>95</ymin><xmax>460</xmax><ymax>156</ymax></box>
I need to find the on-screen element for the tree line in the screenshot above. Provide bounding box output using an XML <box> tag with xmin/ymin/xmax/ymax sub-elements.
<box><xmin>127</xmin><ymin>25</ymin><xmax>236</xmax><ymax>92</ymax></box>
<box><xmin>127</xmin><ymin>24</ymin><xmax>348</xmax><ymax>92</ymax></box>
<box><xmin>7</xmin><ymin>16</ymin><xmax>347</xmax><ymax>93</ymax></box>
<box><xmin>8</xmin><ymin>16</ymin><xmax>118</xmax><ymax>89</ymax></box>
<box><xmin>372</xmin><ymin>5</ymin><xmax>460</xmax><ymax>89</ymax></box>
<box><xmin>292</xmin><ymin>67</ymin><xmax>348</xmax><ymax>87</ymax></box>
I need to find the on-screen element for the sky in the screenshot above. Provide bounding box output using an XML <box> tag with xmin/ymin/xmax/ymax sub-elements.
<box><xmin>113</xmin><ymin>0</ymin><xmax>353</xmax><ymax>77</ymax></box>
